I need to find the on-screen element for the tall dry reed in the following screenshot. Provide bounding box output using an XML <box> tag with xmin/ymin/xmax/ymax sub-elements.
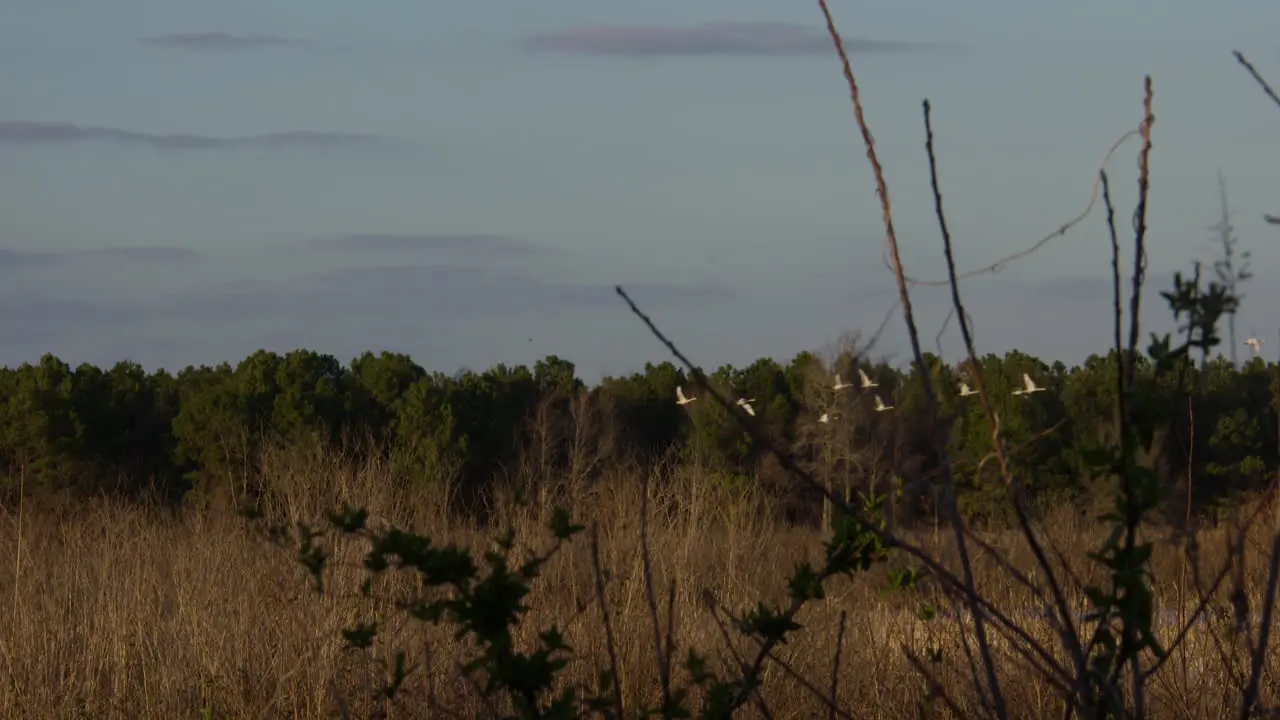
<box><xmin>0</xmin><ymin>444</ymin><xmax>1275</xmax><ymax>718</ymax></box>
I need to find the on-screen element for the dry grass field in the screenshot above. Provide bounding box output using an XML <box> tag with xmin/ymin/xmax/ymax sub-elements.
<box><xmin>2</xmin><ymin>443</ymin><xmax>1277</xmax><ymax>719</ymax></box>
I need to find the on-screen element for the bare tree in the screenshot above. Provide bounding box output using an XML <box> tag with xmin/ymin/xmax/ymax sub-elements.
<box><xmin>566</xmin><ymin>388</ymin><xmax>605</xmax><ymax>494</ymax></box>
<box><xmin>1209</xmin><ymin>169</ymin><xmax>1252</xmax><ymax>365</ymax></box>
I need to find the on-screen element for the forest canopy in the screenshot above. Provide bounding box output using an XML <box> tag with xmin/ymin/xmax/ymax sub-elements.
<box><xmin>0</xmin><ymin>340</ymin><xmax>1274</xmax><ymax>527</ymax></box>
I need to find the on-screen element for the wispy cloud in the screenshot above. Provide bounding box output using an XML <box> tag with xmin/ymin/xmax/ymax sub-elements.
<box><xmin>0</xmin><ymin>262</ymin><xmax>730</xmax><ymax>366</ymax></box>
<box><xmin>138</xmin><ymin>32</ymin><xmax>309</xmax><ymax>51</ymax></box>
<box><xmin>521</xmin><ymin>21</ymin><xmax>939</xmax><ymax>57</ymax></box>
<box><xmin>82</xmin><ymin>246</ymin><xmax>201</xmax><ymax>262</ymax></box>
<box><xmin>165</xmin><ymin>264</ymin><xmax>730</xmax><ymax>320</ymax></box>
<box><xmin>310</xmin><ymin>233</ymin><xmax>541</xmax><ymax>256</ymax></box>
<box><xmin>0</xmin><ymin>260</ymin><xmax>1247</xmax><ymax>382</ymax></box>
<box><xmin>0</xmin><ymin>121</ymin><xmax>405</xmax><ymax>152</ymax></box>
<box><xmin>0</xmin><ymin>248</ymin><xmax>68</xmax><ymax>270</ymax></box>
<box><xmin>0</xmin><ymin>246</ymin><xmax>201</xmax><ymax>276</ymax></box>
<box><xmin>0</xmin><ymin>294</ymin><xmax>141</xmax><ymax>339</ymax></box>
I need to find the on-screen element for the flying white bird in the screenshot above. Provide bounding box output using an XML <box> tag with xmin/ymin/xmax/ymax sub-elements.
<box><xmin>819</xmin><ymin>411</ymin><xmax>839</xmax><ymax>424</ymax></box>
<box><xmin>858</xmin><ymin>369</ymin><xmax>879</xmax><ymax>389</ymax></box>
<box><xmin>1245</xmin><ymin>337</ymin><xmax>1263</xmax><ymax>357</ymax></box>
<box><xmin>736</xmin><ymin>398</ymin><xmax>757</xmax><ymax>416</ymax></box>
<box><xmin>833</xmin><ymin>373</ymin><xmax>854</xmax><ymax>391</ymax></box>
<box><xmin>1012</xmin><ymin>373</ymin><xmax>1045</xmax><ymax>396</ymax></box>
<box><xmin>873</xmin><ymin>395</ymin><xmax>894</xmax><ymax>412</ymax></box>
<box><xmin>675</xmin><ymin>386</ymin><xmax>697</xmax><ymax>406</ymax></box>
<box><xmin>958</xmin><ymin>382</ymin><xmax>978</xmax><ymax>397</ymax></box>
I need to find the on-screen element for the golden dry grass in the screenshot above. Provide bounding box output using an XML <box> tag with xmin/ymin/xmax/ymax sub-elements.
<box><xmin>1</xmin><ymin>444</ymin><xmax>1279</xmax><ymax>718</ymax></box>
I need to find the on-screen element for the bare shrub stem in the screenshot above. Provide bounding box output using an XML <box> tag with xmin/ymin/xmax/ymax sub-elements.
<box><xmin>813</xmin><ymin>3</ymin><xmax>1007</xmax><ymax>716</ymax></box>
<box><xmin>924</xmin><ymin>98</ymin><xmax>1089</xmax><ymax>707</ymax></box>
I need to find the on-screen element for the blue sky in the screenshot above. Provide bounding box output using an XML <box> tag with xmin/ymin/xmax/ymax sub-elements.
<box><xmin>2</xmin><ymin>1</ymin><xmax>1279</xmax><ymax>380</ymax></box>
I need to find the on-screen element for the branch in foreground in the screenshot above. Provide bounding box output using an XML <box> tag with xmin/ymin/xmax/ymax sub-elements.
<box><xmin>614</xmin><ymin>284</ymin><xmax>1075</xmax><ymax>697</ymax></box>
<box><xmin>814</xmin><ymin>1</ymin><xmax>1007</xmax><ymax>715</ymax></box>
<box><xmin>1234</xmin><ymin>50</ymin><xmax>1280</xmax><ymax>111</ymax></box>
<box><xmin>923</xmin><ymin>97</ymin><xmax>1088</xmax><ymax>705</ymax></box>
<box><xmin>1233</xmin><ymin>51</ymin><xmax>1280</xmax><ymax>227</ymax></box>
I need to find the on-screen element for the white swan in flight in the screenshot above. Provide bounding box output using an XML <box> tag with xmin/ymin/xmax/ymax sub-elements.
<box><xmin>859</xmin><ymin>369</ymin><xmax>878</xmax><ymax>389</ymax></box>
<box><xmin>873</xmin><ymin>395</ymin><xmax>894</xmax><ymax>412</ymax></box>
<box><xmin>833</xmin><ymin>373</ymin><xmax>854</xmax><ymax>391</ymax></box>
<box><xmin>736</xmin><ymin>397</ymin><xmax>757</xmax><ymax>416</ymax></box>
<box><xmin>1012</xmin><ymin>373</ymin><xmax>1045</xmax><ymax>396</ymax></box>
<box><xmin>1245</xmin><ymin>337</ymin><xmax>1263</xmax><ymax>357</ymax></box>
<box><xmin>958</xmin><ymin>382</ymin><xmax>978</xmax><ymax>397</ymax></box>
<box><xmin>675</xmin><ymin>386</ymin><xmax>697</xmax><ymax>406</ymax></box>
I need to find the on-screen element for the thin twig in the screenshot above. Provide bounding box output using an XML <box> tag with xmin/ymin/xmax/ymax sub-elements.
<box><xmin>868</xmin><ymin>298</ymin><xmax>901</xmax><ymax>353</ymax></box>
<box><xmin>704</xmin><ymin>593</ymin><xmax>778</xmax><ymax>719</ymax></box>
<box><xmin>1232</xmin><ymin>51</ymin><xmax>1280</xmax><ymax>226</ymax></box>
<box><xmin>708</xmin><ymin>592</ymin><xmax>852</xmax><ymax>720</ymax></box>
<box><xmin>1120</xmin><ymin>77</ymin><xmax>1155</xmax><ymax>717</ymax></box>
<box><xmin>1127</xmin><ymin>76</ymin><xmax>1154</xmax><ymax>391</ymax></box>
<box><xmin>616</xmin><ymin>284</ymin><xmax>1076</xmax><ymax>691</ymax></box>
<box><xmin>816</xmin><ymin>1</ymin><xmax>1008</xmax><ymax>715</ymax></box>
<box><xmin>922</xmin><ymin>96</ymin><xmax>1084</xmax><ymax>710</ymax></box>
<box><xmin>663</xmin><ymin>578</ymin><xmax>678</xmax><ymax>707</ymax></box>
<box><xmin>1146</xmin><ymin>492</ymin><xmax>1276</xmax><ymax>680</ymax></box>
<box><xmin>589</xmin><ymin>527</ymin><xmax>626</xmax><ymax>717</ymax></box>
<box><xmin>829</xmin><ymin>610</ymin><xmax>847</xmax><ymax>720</ymax></box>
<box><xmin>857</xmin><ymin>118</ymin><xmax>1144</xmax><ymax>361</ymax></box>
<box><xmin>755</xmin><ymin>644</ymin><xmax>854</xmax><ymax>720</ymax></box>
<box><xmin>903</xmin><ymin>646</ymin><xmax>971</xmax><ymax>719</ymax></box>
<box><xmin>421</xmin><ymin>644</ymin><xmax>464</xmax><ymax>719</ymax></box>
<box><xmin>1239</xmin><ymin>533</ymin><xmax>1280</xmax><ymax>719</ymax></box>
<box><xmin>1097</xmin><ymin>164</ymin><xmax>1133</xmax><ymax>707</ymax></box>
<box><xmin>638</xmin><ymin>472</ymin><xmax>671</xmax><ymax>711</ymax></box>
<box><xmin>935</xmin><ymin>307</ymin><xmax>955</xmax><ymax>361</ymax></box>
<box><xmin>704</xmin><ymin>590</ymin><xmax>753</xmax><ymax>673</ymax></box>
<box><xmin>1102</xmin><ymin>169</ymin><xmax>1123</xmax><ymax>432</ymax></box>
<box><xmin>1234</xmin><ymin>51</ymin><xmax>1280</xmax><ymax>111</ymax></box>
<box><xmin>897</xmin><ymin>127</ymin><xmax>1142</xmax><ymax>289</ymax></box>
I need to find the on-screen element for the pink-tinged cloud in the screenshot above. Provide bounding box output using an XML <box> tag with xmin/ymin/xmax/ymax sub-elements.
<box><xmin>138</xmin><ymin>32</ymin><xmax>307</xmax><ymax>50</ymax></box>
<box><xmin>522</xmin><ymin>21</ymin><xmax>937</xmax><ymax>57</ymax></box>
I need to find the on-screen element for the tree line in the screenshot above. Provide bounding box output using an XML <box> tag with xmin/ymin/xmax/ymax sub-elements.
<box><xmin>0</xmin><ymin>340</ymin><xmax>1275</xmax><ymax>527</ymax></box>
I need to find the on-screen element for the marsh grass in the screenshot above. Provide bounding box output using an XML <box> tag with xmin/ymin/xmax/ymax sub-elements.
<box><xmin>0</xmin><ymin>443</ymin><xmax>1277</xmax><ymax>718</ymax></box>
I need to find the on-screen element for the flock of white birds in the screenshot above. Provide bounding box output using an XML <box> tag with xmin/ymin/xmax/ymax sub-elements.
<box><xmin>673</xmin><ymin>367</ymin><xmax>1051</xmax><ymax>424</ymax></box>
<box><xmin>672</xmin><ymin>336</ymin><xmax>1272</xmax><ymax>424</ymax></box>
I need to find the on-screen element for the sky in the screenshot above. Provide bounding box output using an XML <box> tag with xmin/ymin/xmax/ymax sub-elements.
<box><xmin>2</xmin><ymin>1</ymin><xmax>1280</xmax><ymax>381</ymax></box>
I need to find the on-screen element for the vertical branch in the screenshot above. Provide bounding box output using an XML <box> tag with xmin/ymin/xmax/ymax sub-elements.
<box><xmin>816</xmin><ymin>0</ymin><xmax>1006</xmax><ymax>715</ymax></box>
<box><xmin>924</xmin><ymin>98</ymin><xmax>1088</xmax><ymax>704</ymax></box>
<box><xmin>10</xmin><ymin>464</ymin><xmax>23</xmax><ymax>635</ymax></box>
<box><xmin>1125</xmin><ymin>77</ymin><xmax>1154</xmax><ymax>391</ymax></box>
<box><xmin>1117</xmin><ymin>76</ymin><xmax>1155</xmax><ymax>716</ymax></box>
<box><xmin>638</xmin><ymin>472</ymin><xmax>671</xmax><ymax>711</ymax></box>
<box><xmin>1234</xmin><ymin>51</ymin><xmax>1280</xmax><ymax>228</ymax></box>
<box><xmin>619</xmin><ymin>285</ymin><xmax>1075</xmax><ymax>697</ymax></box>
<box><xmin>1102</xmin><ymin>170</ymin><xmax>1124</xmax><ymax>436</ymax></box>
<box><xmin>1213</xmin><ymin>170</ymin><xmax>1240</xmax><ymax>366</ymax></box>
<box><xmin>829</xmin><ymin>610</ymin><xmax>847</xmax><ymax>720</ymax></box>
<box><xmin>589</xmin><ymin>528</ymin><xmax>625</xmax><ymax>717</ymax></box>
<box><xmin>663</xmin><ymin>578</ymin><xmax>678</xmax><ymax>708</ymax></box>
<box><xmin>1239</xmin><ymin>534</ymin><xmax>1280</xmax><ymax>719</ymax></box>
<box><xmin>1101</xmin><ymin>163</ymin><xmax>1140</xmax><ymax>709</ymax></box>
